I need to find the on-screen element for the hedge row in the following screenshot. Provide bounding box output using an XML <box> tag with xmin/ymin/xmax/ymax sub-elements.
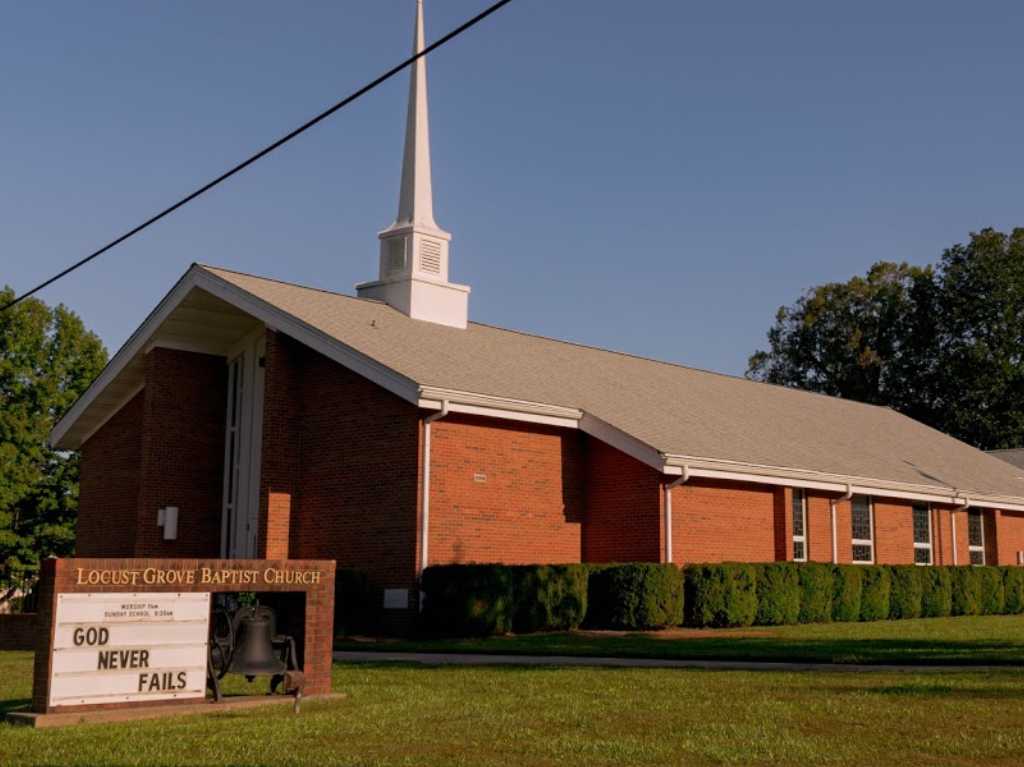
<box><xmin>420</xmin><ymin>564</ymin><xmax>591</xmax><ymax>636</ymax></box>
<box><xmin>415</xmin><ymin>562</ymin><xmax>1024</xmax><ymax>636</ymax></box>
<box><xmin>420</xmin><ymin>563</ymin><xmax>682</xmax><ymax>636</ymax></box>
<box><xmin>683</xmin><ymin>563</ymin><xmax>1024</xmax><ymax>628</ymax></box>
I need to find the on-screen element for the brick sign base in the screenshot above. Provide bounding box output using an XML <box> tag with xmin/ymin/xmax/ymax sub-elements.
<box><xmin>32</xmin><ymin>558</ymin><xmax>335</xmax><ymax>714</ymax></box>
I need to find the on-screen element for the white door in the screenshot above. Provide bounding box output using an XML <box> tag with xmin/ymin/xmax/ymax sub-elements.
<box><xmin>220</xmin><ymin>334</ymin><xmax>265</xmax><ymax>558</ymax></box>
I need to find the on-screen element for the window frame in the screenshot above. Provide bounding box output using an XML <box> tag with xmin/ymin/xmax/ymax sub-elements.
<box><xmin>968</xmin><ymin>510</ymin><xmax>986</xmax><ymax>566</ymax></box>
<box><xmin>912</xmin><ymin>503</ymin><xmax>933</xmax><ymax>566</ymax></box>
<box><xmin>851</xmin><ymin>495</ymin><xmax>875</xmax><ymax>564</ymax></box>
<box><xmin>792</xmin><ymin>489</ymin><xmax>808</xmax><ymax>563</ymax></box>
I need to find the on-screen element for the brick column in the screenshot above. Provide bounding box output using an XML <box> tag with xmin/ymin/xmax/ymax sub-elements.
<box><xmin>773</xmin><ymin>487</ymin><xmax>794</xmax><ymax>561</ymax></box>
<box><xmin>258</xmin><ymin>331</ymin><xmax>302</xmax><ymax>559</ymax></box>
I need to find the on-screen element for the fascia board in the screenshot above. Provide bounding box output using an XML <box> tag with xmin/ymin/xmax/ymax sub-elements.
<box><xmin>662</xmin><ymin>454</ymin><xmax>1024</xmax><ymax>510</ymax></box>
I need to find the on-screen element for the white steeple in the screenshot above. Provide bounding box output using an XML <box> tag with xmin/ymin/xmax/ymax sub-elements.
<box><xmin>357</xmin><ymin>0</ymin><xmax>470</xmax><ymax>329</ymax></box>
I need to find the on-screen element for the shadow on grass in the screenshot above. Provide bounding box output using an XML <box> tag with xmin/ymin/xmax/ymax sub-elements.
<box><xmin>0</xmin><ymin>697</ymin><xmax>30</xmax><ymax>716</ymax></box>
<box><xmin>836</xmin><ymin>683</ymin><xmax>1024</xmax><ymax>700</ymax></box>
<box><xmin>336</xmin><ymin>632</ymin><xmax>1024</xmax><ymax>666</ymax></box>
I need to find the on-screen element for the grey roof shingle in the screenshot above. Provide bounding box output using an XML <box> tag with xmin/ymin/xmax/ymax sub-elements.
<box><xmin>204</xmin><ymin>266</ymin><xmax>1024</xmax><ymax>501</ymax></box>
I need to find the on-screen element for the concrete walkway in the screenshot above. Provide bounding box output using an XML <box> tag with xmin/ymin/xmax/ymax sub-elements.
<box><xmin>333</xmin><ymin>650</ymin><xmax>1010</xmax><ymax>674</ymax></box>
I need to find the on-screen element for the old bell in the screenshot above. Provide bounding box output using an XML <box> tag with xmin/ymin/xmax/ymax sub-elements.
<box><xmin>227</xmin><ymin>606</ymin><xmax>288</xmax><ymax>677</ymax></box>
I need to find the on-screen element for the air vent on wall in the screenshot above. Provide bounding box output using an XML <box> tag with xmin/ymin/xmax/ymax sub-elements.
<box><xmin>419</xmin><ymin>238</ymin><xmax>442</xmax><ymax>274</ymax></box>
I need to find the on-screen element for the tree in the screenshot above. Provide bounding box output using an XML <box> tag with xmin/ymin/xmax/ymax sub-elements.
<box><xmin>0</xmin><ymin>287</ymin><xmax>107</xmax><ymax>607</ymax></box>
<box><xmin>748</xmin><ymin>228</ymin><xmax>1024</xmax><ymax>450</ymax></box>
<box><xmin>934</xmin><ymin>228</ymin><xmax>1024</xmax><ymax>448</ymax></box>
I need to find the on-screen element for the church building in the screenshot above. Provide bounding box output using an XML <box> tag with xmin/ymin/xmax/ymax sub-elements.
<box><xmin>52</xmin><ymin>1</ymin><xmax>1024</xmax><ymax>626</ymax></box>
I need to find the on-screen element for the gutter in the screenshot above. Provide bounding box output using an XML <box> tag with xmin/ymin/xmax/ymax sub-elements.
<box><xmin>420</xmin><ymin>400</ymin><xmax>450</xmax><ymax>577</ymax></box>
<box><xmin>663</xmin><ymin>466</ymin><xmax>691</xmax><ymax>564</ymax></box>
<box><xmin>830</xmin><ymin>484</ymin><xmax>853</xmax><ymax>564</ymax></box>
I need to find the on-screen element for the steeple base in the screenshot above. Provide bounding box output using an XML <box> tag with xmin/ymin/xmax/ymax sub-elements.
<box><xmin>356</xmin><ymin>276</ymin><xmax>470</xmax><ymax>329</ymax></box>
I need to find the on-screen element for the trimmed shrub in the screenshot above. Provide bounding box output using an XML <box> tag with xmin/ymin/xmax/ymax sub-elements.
<box><xmin>831</xmin><ymin>566</ymin><xmax>862</xmax><ymax>622</ymax></box>
<box><xmin>859</xmin><ymin>566</ymin><xmax>891</xmax><ymax>621</ymax></box>
<box><xmin>420</xmin><ymin>564</ymin><xmax>516</xmax><ymax>636</ymax></box>
<box><xmin>919</xmin><ymin>567</ymin><xmax>952</xmax><ymax>618</ymax></box>
<box><xmin>510</xmin><ymin>565</ymin><xmax>588</xmax><ymax>633</ymax></box>
<box><xmin>684</xmin><ymin>564</ymin><xmax>757</xmax><ymax>628</ymax></box>
<box><xmin>888</xmin><ymin>566</ymin><xmax>923</xmax><ymax>620</ymax></box>
<box><xmin>978</xmin><ymin>567</ymin><xmax>1006</xmax><ymax>615</ymax></box>
<box><xmin>1003</xmin><ymin>567</ymin><xmax>1024</xmax><ymax>614</ymax></box>
<box><xmin>587</xmin><ymin>563</ymin><xmax>683</xmax><ymax>629</ymax></box>
<box><xmin>334</xmin><ymin>568</ymin><xmax>379</xmax><ymax>636</ymax></box>
<box><xmin>755</xmin><ymin>564</ymin><xmax>800</xmax><ymax>625</ymax></box>
<box><xmin>797</xmin><ymin>564</ymin><xmax>833</xmax><ymax>623</ymax></box>
<box><xmin>951</xmin><ymin>567</ymin><xmax>981</xmax><ymax>616</ymax></box>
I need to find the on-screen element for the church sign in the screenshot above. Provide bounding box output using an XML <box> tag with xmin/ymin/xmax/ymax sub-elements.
<box><xmin>48</xmin><ymin>592</ymin><xmax>210</xmax><ymax>707</ymax></box>
<box><xmin>28</xmin><ymin>557</ymin><xmax>336</xmax><ymax>716</ymax></box>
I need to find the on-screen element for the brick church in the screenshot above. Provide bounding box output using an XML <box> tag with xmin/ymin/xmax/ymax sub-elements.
<box><xmin>53</xmin><ymin>1</ymin><xmax>1024</xmax><ymax>623</ymax></box>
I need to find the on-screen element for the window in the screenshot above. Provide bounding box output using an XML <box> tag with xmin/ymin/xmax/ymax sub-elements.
<box><xmin>912</xmin><ymin>503</ymin><xmax>932</xmax><ymax>565</ymax></box>
<box><xmin>792</xmin><ymin>489</ymin><xmax>808</xmax><ymax>562</ymax></box>
<box><xmin>851</xmin><ymin>495</ymin><xmax>874</xmax><ymax>563</ymax></box>
<box><xmin>968</xmin><ymin>510</ymin><xmax>985</xmax><ymax>565</ymax></box>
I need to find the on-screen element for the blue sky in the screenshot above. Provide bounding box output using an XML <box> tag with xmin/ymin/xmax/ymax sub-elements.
<box><xmin>2</xmin><ymin>1</ymin><xmax>1022</xmax><ymax>376</ymax></box>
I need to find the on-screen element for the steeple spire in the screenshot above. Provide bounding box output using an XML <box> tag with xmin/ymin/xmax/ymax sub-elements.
<box><xmin>396</xmin><ymin>0</ymin><xmax>437</xmax><ymax>230</ymax></box>
<box><xmin>356</xmin><ymin>0</ymin><xmax>470</xmax><ymax>329</ymax></box>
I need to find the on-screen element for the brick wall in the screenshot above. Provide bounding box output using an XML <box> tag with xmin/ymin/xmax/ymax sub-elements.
<box><xmin>932</xmin><ymin>506</ymin><xmax>953</xmax><ymax>565</ymax></box>
<box><xmin>260</xmin><ymin>331</ymin><xmax>303</xmax><ymax>560</ymax></box>
<box><xmin>873</xmin><ymin>499</ymin><xmax>916</xmax><ymax>565</ymax></box>
<box><xmin>280</xmin><ymin>339</ymin><xmax>421</xmax><ymax>592</ymax></box>
<box><xmin>77</xmin><ymin>391</ymin><xmax>144</xmax><ymax>556</ymax></box>
<box><xmin>774</xmin><ymin>486</ymin><xmax>794</xmax><ymax>561</ymax></box>
<box><xmin>428</xmin><ymin>414</ymin><xmax>584</xmax><ymax>565</ymax></box>
<box><xmin>982</xmin><ymin>508</ymin><xmax>999</xmax><ymax>564</ymax></box>
<box><xmin>583</xmin><ymin>438</ymin><xmax>662</xmax><ymax>562</ymax></box>
<box><xmin>670</xmin><ymin>478</ymin><xmax>780</xmax><ymax>564</ymax></box>
<box><xmin>805</xmin><ymin>493</ymin><xmax>834</xmax><ymax>562</ymax></box>
<box><xmin>995</xmin><ymin>510</ymin><xmax>1024</xmax><ymax>566</ymax></box>
<box><xmin>135</xmin><ymin>348</ymin><xmax>226</xmax><ymax>558</ymax></box>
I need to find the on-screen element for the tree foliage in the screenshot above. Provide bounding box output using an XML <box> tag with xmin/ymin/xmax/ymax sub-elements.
<box><xmin>748</xmin><ymin>228</ymin><xmax>1024</xmax><ymax>449</ymax></box>
<box><xmin>0</xmin><ymin>287</ymin><xmax>107</xmax><ymax>604</ymax></box>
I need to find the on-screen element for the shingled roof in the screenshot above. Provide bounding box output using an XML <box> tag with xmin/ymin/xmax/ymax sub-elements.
<box><xmin>51</xmin><ymin>264</ymin><xmax>1024</xmax><ymax>511</ymax></box>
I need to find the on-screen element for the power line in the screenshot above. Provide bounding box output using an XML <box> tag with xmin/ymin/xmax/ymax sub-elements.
<box><xmin>1</xmin><ymin>0</ymin><xmax>515</xmax><ymax>313</ymax></box>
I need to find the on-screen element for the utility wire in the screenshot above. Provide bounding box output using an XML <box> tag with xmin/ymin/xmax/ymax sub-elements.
<box><xmin>1</xmin><ymin>0</ymin><xmax>515</xmax><ymax>313</ymax></box>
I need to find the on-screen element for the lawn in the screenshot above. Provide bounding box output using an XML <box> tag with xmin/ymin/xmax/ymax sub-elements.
<box><xmin>336</xmin><ymin>614</ymin><xmax>1024</xmax><ymax>666</ymax></box>
<box><xmin>2</xmin><ymin>651</ymin><xmax>1024</xmax><ymax>766</ymax></box>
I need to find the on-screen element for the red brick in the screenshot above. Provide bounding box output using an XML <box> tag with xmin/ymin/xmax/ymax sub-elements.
<box><xmin>583</xmin><ymin>439</ymin><xmax>662</xmax><ymax>563</ymax></box>
<box><xmin>428</xmin><ymin>414</ymin><xmax>584</xmax><ymax>565</ymax></box>
<box><xmin>78</xmin><ymin>391</ymin><xmax>144</xmax><ymax>556</ymax></box>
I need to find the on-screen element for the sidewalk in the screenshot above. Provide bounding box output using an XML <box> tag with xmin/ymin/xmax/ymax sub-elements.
<box><xmin>333</xmin><ymin>650</ymin><xmax>1010</xmax><ymax>674</ymax></box>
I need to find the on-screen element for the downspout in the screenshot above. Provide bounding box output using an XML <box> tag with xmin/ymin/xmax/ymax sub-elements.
<box><xmin>952</xmin><ymin>497</ymin><xmax>970</xmax><ymax>566</ymax></box>
<box><xmin>831</xmin><ymin>484</ymin><xmax>853</xmax><ymax>564</ymax></box>
<box><xmin>420</xmin><ymin>400</ymin><xmax>450</xmax><ymax>576</ymax></box>
<box><xmin>664</xmin><ymin>466</ymin><xmax>690</xmax><ymax>564</ymax></box>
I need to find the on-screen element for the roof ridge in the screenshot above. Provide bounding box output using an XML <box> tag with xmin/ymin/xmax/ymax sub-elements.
<box><xmin>195</xmin><ymin>262</ymin><xmax>384</xmax><ymax>305</ymax></box>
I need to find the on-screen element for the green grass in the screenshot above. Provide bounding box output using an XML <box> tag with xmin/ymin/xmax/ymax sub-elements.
<box><xmin>3</xmin><ymin>651</ymin><xmax>1024</xmax><ymax>766</ymax></box>
<box><xmin>336</xmin><ymin>614</ymin><xmax>1024</xmax><ymax>666</ymax></box>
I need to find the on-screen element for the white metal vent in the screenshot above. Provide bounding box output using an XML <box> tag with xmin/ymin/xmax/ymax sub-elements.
<box><xmin>385</xmin><ymin>238</ymin><xmax>406</xmax><ymax>275</ymax></box>
<box><xmin>419</xmin><ymin>238</ymin><xmax>442</xmax><ymax>274</ymax></box>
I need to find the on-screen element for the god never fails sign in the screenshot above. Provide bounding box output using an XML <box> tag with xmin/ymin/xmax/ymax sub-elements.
<box><xmin>49</xmin><ymin>592</ymin><xmax>210</xmax><ymax>707</ymax></box>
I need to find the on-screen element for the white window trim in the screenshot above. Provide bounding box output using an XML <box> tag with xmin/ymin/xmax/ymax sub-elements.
<box><xmin>792</xmin><ymin>490</ymin><xmax>808</xmax><ymax>562</ymax></box>
<box><xmin>851</xmin><ymin>495</ymin><xmax>875</xmax><ymax>564</ymax></box>
<box><xmin>968</xmin><ymin>510</ymin><xmax>986</xmax><ymax>566</ymax></box>
<box><xmin>912</xmin><ymin>503</ymin><xmax>933</xmax><ymax>566</ymax></box>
